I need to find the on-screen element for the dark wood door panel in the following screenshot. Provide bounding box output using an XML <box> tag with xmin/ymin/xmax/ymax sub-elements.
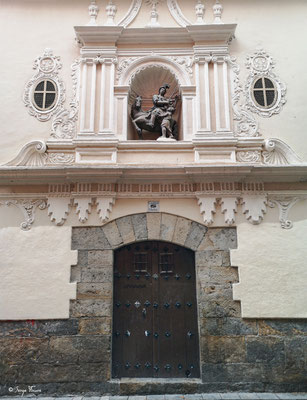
<box><xmin>112</xmin><ymin>241</ymin><xmax>200</xmax><ymax>378</ymax></box>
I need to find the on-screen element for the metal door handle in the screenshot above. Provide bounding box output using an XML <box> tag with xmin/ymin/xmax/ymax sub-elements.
<box><xmin>142</xmin><ymin>308</ymin><xmax>146</xmax><ymax>317</ymax></box>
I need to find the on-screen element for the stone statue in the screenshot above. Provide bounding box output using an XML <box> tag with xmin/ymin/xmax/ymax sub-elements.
<box><xmin>130</xmin><ymin>83</ymin><xmax>179</xmax><ymax>140</ymax></box>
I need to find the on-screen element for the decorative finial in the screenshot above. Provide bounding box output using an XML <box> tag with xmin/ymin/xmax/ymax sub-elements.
<box><xmin>87</xmin><ymin>0</ymin><xmax>99</xmax><ymax>26</ymax></box>
<box><xmin>145</xmin><ymin>0</ymin><xmax>163</xmax><ymax>28</ymax></box>
<box><xmin>213</xmin><ymin>0</ymin><xmax>223</xmax><ymax>24</ymax></box>
<box><xmin>195</xmin><ymin>0</ymin><xmax>205</xmax><ymax>25</ymax></box>
<box><xmin>105</xmin><ymin>0</ymin><xmax>117</xmax><ymax>26</ymax></box>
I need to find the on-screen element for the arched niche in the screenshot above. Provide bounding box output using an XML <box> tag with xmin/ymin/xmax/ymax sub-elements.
<box><xmin>114</xmin><ymin>56</ymin><xmax>193</xmax><ymax>141</ymax></box>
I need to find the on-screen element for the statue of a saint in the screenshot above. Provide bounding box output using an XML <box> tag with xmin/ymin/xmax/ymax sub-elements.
<box><xmin>130</xmin><ymin>83</ymin><xmax>179</xmax><ymax>140</ymax></box>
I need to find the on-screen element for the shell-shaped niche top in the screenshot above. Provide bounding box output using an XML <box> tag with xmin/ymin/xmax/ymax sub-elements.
<box><xmin>128</xmin><ymin>65</ymin><xmax>180</xmax><ymax>110</ymax></box>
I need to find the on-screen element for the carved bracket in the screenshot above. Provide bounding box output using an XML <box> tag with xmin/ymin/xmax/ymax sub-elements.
<box><xmin>47</xmin><ymin>197</ymin><xmax>71</xmax><ymax>226</ymax></box>
<box><xmin>96</xmin><ymin>197</ymin><xmax>116</xmax><ymax>223</ymax></box>
<box><xmin>197</xmin><ymin>196</ymin><xmax>217</xmax><ymax>226</ymax></box>
<box><xmin>74</xmin><ymin>197</ymin><xmax>93</xmax><ymax>223</ymax></box>
<box><xmin>241</xmin><ymin>195</ymin><xmax>267</xmax><ymax>225</ymax></box>
<box><xmin>268</xmin><ymin>196</ymin><xmax>304</xmax><ymax>229</ymax></box>
<box><xmin>220</xmin><ymin>197</ymin><xmax>239</xmax><ymax>226</ymax></box>
<box><xmin>5</xmin><ymin>199</ymin><xmax>47</xmax><ymax>231</ymax></box>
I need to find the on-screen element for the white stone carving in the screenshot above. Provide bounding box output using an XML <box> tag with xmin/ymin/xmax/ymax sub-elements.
<box><xmin>47</xmin><ymin>153</ymin><xmax>75</xmax><ymax>164</ymax></box>
<box><xmin>227</xmin><ymin>56</ymin><xmax>259</xmax><ymax>137</ymax></box>
<box><xmin>87</xmin><ymin>0</ymin><xmax>99</xmax><ymax>26</ymax></box>
<box><xmin>197</xmin><ymin>196</ymin><xmax>217</xmax><ymax>226</ymax></box>
<box><xmin>220</xmin><ymin>197</ymin><xmax>238</xmax><ymax>225</ymax></box>
<box><xmin>5</xmin><ymin>140</ymin><xmax>47</xmax><ymax>166</ymax></box>
<box><xmin>195</xmin><ymin>0</ymin><xmax>205</xmax><ymax>24</ymax></box>
<box><xmin>116</xmin><ymin>57</ymin><xmax>138</xmax><ymax>83</ymax></box>
<box><xmin>213</xmin><ymin>0</ymin><xmax>223</xmax><ymax>24</ymax></box>
<box><xmin>118</xmin><ymin>0</ymin><xmax>142</xmax><ymax>28</ymax></box>
<box><xmin>74</xmin><ymin>198</ymin><xmax>93</xmax><ymax>223</ymax></box>
<box><xmin>167</xmin><ymin>0</ymin><xmax>191</xmax><ymax>27</ymax></box>
<box><xmin>241</xmin><ymin>195</ymin><xmax>267</xmax><ymax>225</ymax></box>
<box><xmin>47</xmin><ymin>197</ymin><xmax>71</xmax><ymax>226</ymax></box>
<box><xmin>106</xmin><ymin>1</ymin><xmax>117</xmax><ymax>25</ymax></box>
<box><xmin>96</xmin><ymin>197</ymin><xmax>116</xmax><ymax>222</ymax></box>
<box><xmin>5</xmin><ymin>199</ymin><xmax>47</xmax><ymax>231</ymax></box>
<box><xmin>169</xmin><ymin>56</ymin><xmax>194</xmax><ymax>78</ymax></box>
<box><xmin>245</xmin><ymin>49</ymin><xmax>286</xmax><ymax>118</ymax></box>
<box><xmin>237</xmin><ymin>151</ymin><xmax>261</xmax><ymax>164</ymax></box>
<box><xmin>145</xmin><ymin>0</ymin><xmax>163</xmax><ymax>27</ymax></box>
<box><xmin>268</xmin><ymin>196</ymin><xmax>302</xmax><ymax>229</ymax></box>
<box><xmin>263</xmin><ymin>138</ymin><xmax>302</xmax><ymax>165</ymax></box>
<box><xmin>51</xmin><ymin>59</ymin><xmax>81</xmax><ymax>140</ymax></box>
<box><xmin>23</xmin><ymin>49</ymin><xmax>65</xmax><ymax>122</ymax></box>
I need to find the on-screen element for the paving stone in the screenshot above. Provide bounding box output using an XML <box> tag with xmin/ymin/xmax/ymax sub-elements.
<box><xmin>238</xmin><ymin>393</ymin><xmax>261</xmax><ymax>399</ymax></box>
<box><xmin>184</xmin><ymin>395</ymin><xmax>203</xmax><ymax>400</ymax></box>
<box><xmin>256</xmin><ymin>395</ymin><xmax>278</xmax><ymax>400</ymax></box>
<box><xmin>111</xmin><ymin>396</ymin><xmax>128</xmax><ymax>400</ymax></box>
<box><xmin>220</xmin><ymin>393</ymin><xmax>241</xmax><ymax>399</ymax></box>
<box><xmin>128</xmin><ymin>396</ymin><xmax>147</xmax><ymax>400</ymax></box>
<box><xmin>173</xmin><ymin>217</ymin><xmax>192</xmax><ymax>245</ymax></box>
<box><xmin>103</xmin><ymin>221</ymin><xmax>123</xmax><ymax>248</ymax></box>
<box><xmin>147</xmin><ymin>396</ymin><xmax>165</xmax><ymax>400</ymax></box>
<box><xmin>160</xmin><ymin>213</ymin><xmax>177</xmax><ymax>242</ymax></box>
<box><xmin>185</xmin><ymin>221</ymin><xmax>208</xmax><ymax>250</ymax></box>
<box><xmin>116</xmin><ymin>216</ymin><xmax>135</xmax><ymax>244</ymax></box>
<box><xmin>147</xmin><ymin>212</ymin><xmax>161</xmax><ymax>240</ymax></box>
<box><xmin>131</xmin><ymin>214</ymin><xmax>148</xmax><ymax>241</ymax></box>
<box><xmin>202</xmin><ymin>395</ymin><xmax>222</xmax><ymax>400</ymax></box>
<box><xmin>165</xmin><ymin>395</ymin><xmax>185</xmax><ymax>400</ymax></box>
<box><xmin>276</xmin><ymin>394</ymin><xmax>305</xmax><ymax>399</ymax></box>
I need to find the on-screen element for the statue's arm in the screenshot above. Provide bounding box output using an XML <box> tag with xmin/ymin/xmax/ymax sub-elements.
<box><xmin>152</xmin><ymin>95</ymin><xmax>169</xmax><ymax>107</ymax></box>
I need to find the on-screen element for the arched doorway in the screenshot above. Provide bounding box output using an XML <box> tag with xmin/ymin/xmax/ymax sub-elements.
<box><xmin>112</xmin><ymin>240</ymin><xmax>200</xmax><ymax>378</ymax></box>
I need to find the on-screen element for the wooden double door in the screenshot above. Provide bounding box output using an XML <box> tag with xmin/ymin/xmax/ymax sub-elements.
<box><xmin>112</xmin><ymin>241</ymin><xmax>200</xmax><ymax>378</ymax></box>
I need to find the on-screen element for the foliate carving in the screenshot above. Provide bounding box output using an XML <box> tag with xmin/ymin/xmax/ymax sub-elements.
<box><xmin>47</xmin><ymin>197</ymin><xmax>71</xmax><ymax>226</ymax></box>
<box><xmin>220</xmin><ymin>197</ymin><xmax>238</xmax><ymax>226</ymax></box>
<box><xmin>227</xmin><ymin>56</ymin><xmax>259</xmax><ymax>137</ymax></box>
<box><xmin>5</xmin><ymin>140</ymin><xmax>47</xmax><ymax>167</ymax></box>
<box><xmin>51</xmin><ymin>59</ymin><xmax>81</xmax><ymax>140</ymax></box>
<box><xmin>5</xmin><ymin>199</ymin><xmax>47</xmax><ymax>231</ymax></box>
<box><xmin>46</xmin><ymin>153</ymin><xmax>75</xmax><ymax>164</ymax></box>
<box><xmin>268</xmin><ymin>197</ymin><xmax>305</xmax><ymax>229</ymax></box>
<box><xmin>197</xmin><ymin>196</ymin><xmax>217</xmax><ymax>226</ymax></box>
<box><xmin>167</xmin><ymin>0</ymin><xmax>191</xmax><ymax>27</ymax></box>
<box><xmin>169</xmin><ymin>56</ymin><xmax>194</xmax><ymax>77</ymax></box>
<box><xmin>262</xmin><ymin>138</ymin><xmax>302</xmax><ymax>166</ymax></box>
<box><xmin>74</xmin><ymin>198</ymin><xmax>93</xmax><ymax>223</ymax></box>
<box><xmin>116</xmin><ymin>57</ymin><xmax>138</xmax><ymax>83</ymax></box>
<box><xmin>236</xmin><ymin>151</ymin><xmax>261</xmax><ymax>164</ymax></box>
<box><xmin>23</xmin><ymin>49</ymin><xmax>65</xmax><ymax>122</ymax></box>
<box><xmin>241</xmin><ymin>195</ymin><xmax>267</xmax><ymax>225</ymax></box>
<box><xmin>118</xmin><ymin>0</ymin><xmax>142</xmax><ymax>28</ymax></box>
<box><xmin>96</xmin><ymin>197</ymin><xmax>116</xmax><ymax>223</ymax></box>
<box><xmin>245</xmin><ymin>49</ymin><xmax>286</xmax><ymax>118</ymax></box>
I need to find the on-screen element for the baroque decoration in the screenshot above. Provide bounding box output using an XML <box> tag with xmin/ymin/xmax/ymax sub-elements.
<box><xmin>1</xmin><ymin>182</ymin><xmax>305</xmax><ymax>230</ymax></box>
<box><xmin>23</xmin><ymin>49</ymin><xmax>65</xmax><ymax>122</ymax></box>
<box><xmin>244</xmin><ymin>49</ymin><xmax>286</xmax><ymax>117</ymax></box>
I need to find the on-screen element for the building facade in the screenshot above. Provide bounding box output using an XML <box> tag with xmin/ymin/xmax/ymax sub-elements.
<box><xmin>0</xmin><ymin>0</ymin><xmax>307</xmax><ymax>395</ymax></box>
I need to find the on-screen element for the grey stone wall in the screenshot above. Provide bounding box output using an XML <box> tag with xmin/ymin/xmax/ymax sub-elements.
<box><xmin>0</xmin><ymin>213</ymin><xmax>306</xmax><ymax>396</ymax></box>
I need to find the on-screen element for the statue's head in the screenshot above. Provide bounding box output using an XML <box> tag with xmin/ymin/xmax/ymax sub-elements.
<box><xmin>135</xmin><ymin>95</ymin><xmax>142</xmax><ymax>107</ymax></box>
<box><xmin>159</xmin><ymin>84</ymin><xmax>170</xmax><ymax>95</ymax></box>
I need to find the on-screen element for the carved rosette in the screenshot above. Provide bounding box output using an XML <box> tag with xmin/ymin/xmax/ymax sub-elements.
<box><xmin>23</xmin><ymin>49</ymin><xmax>65</xmax><ymax>122</ymax></box>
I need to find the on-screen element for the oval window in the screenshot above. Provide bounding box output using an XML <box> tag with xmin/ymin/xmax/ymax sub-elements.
<box><xmin>252</xmin><ymin>77</ymin><xmax>277</xmax><ymax>109</ymax></box>
<box><xmin>32</xmin><ymin>79</ymin><xmax>58</xmax><ymax>111</ymax></box>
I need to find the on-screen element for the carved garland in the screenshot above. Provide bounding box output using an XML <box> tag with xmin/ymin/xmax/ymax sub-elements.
<box><xmin>23</xmin><ymin>49</ymin><xmax>65</xmax><ymax>122</ymax></box>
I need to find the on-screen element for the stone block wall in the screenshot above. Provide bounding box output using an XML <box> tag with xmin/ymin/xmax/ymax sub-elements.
<box><xmin>0</xmin><ymin>213</ymin><xmax>306</xmax><ymax>395</ymax></box>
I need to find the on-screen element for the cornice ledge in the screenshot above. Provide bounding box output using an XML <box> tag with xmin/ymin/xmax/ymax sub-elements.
<box><xmin>74</xmin><ymin>24</ymin><xmax>237</xmax><ymax>47</ymax></box>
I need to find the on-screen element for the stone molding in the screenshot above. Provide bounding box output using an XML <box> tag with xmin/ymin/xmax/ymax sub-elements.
<box><xmin>1</xmin><ymin>182</ymin><xmax>306</xmax><ymax>230</ymax></box>
<box><xmin>23</xmin><ymin>48</ymin><xmax>65</xmax><ymax>122</ymax></box>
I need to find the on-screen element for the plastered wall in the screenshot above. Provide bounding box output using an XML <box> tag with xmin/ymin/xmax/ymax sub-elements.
<box><xmin>231</xmin><ymin>220</ymin><xmax>307</xmax><ymax>318</ymax></box>
<box><xmin>0</xmin><ymin>0</ymin><xmax>307</xmax><ymax>163</ymax></box>
<box><xmin>0</xmin><ymin>226</ymin><xmax>77</xmax><ymax>320</ymax></box>
<box><xmin>0</xmin><ymin>198</ymin><xmax>306</xmax><ymax>320</ymax></box>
